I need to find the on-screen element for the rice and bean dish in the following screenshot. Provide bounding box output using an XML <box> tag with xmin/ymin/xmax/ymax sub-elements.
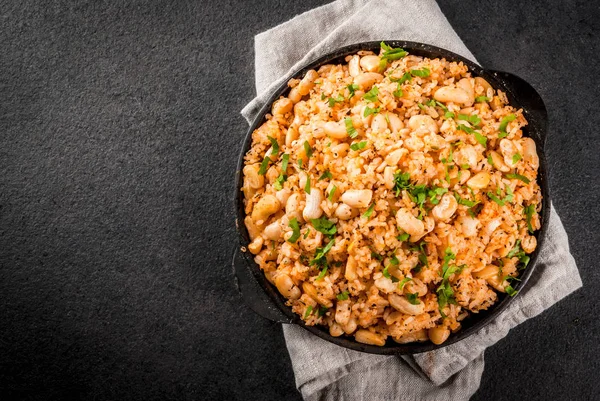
<box><xmin>241</xmin><ymin>42</ymin><xmax>541</xmax><ymax>346</ymax></box>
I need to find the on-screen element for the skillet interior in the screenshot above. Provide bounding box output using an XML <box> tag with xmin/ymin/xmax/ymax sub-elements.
<box><xmin>234</xmin><ymin>41</ymin><xmax>550</xmax><ymax>354</ymax></box>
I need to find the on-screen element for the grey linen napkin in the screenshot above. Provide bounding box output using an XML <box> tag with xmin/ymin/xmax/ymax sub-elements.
<box><xmin>241</xmin><ymin>1</ymin><xmax>583</xmax><ymax>399</ymax></box>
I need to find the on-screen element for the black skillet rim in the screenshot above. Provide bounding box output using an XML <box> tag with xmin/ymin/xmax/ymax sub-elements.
<box><xmin>234</xmin><ymin>40</ymin><xmax>550</xmax><ymax>355</ymax></box>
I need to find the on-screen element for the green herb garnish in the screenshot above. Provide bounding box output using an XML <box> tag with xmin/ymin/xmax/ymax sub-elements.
<box><xmin>311</xmin><ymin>217</ymin><xmax>337</xmax><ymax>236</ymax></box>
<box><xmin>512</xmin><ymin>153</ymin><xmax>522</xmax><ymax>164</ymax></box>
<box><xmin>362</xmin><ymin>203</ymin><xmax>375</xmax><ymax>218</ymax></box>
<box><xmin>303</xmin><ymin>305</ymin><xmax>313</xmax><ymax>319</ymax></box>
<box><xmin>406</xmin><ymin>293</ymin><xmax>420</xmax><ymax>305</ymax></box>
<box><xmin>328</xmin><ymin>94</ymin><xmax>345</xmax><ymax>107</ymax></box>
<box><xmin>499</xmin><ymin>114</ymin><xmax>516</xmax><ymax>138</ymax></box>
<box><xmin>524</xmin><ymin>204</ymin><xmax>536</xmax><ymax>233</ymax></box>
<box><xmin>410</xmin><ymin>67</ymin><xmax>430</xmax><ymax>77</ymax></box>
<box><xmin>347</xmin><ymin>83</ymin><xmax>359</xmax><ymax>98</ymax></box>
<box><xmin>398</xmin><ymin>277</ymin><xmax>412</xmax><ymax>290</ymax></box>
<box><xmin>328</xmin><ymin>185</ymin><xmax>337</xmax><ymax>202</ymax></box>
<box><xmin>350</xmin><ymin>141</ymin><xmax>367</xmax><ymax>151</ymax></box>
<box><xmin>304</xmin><ymin>175</ymin><xmax>311</xmax><ymax>194</ymax></box>
<box><xmin>319</xmin><ymin>170</ymin><xmax>333</xmax><ymax>181</ymax></box>
<box><xmin>475</xmin><ymin>96</ymin><xmax>490</xmax><ymax>103</ymax></box>
<box><xmin>316</xmin><ymin>266</ymin><xmax>328</xmax><ymax>281</ymax></box>
<box><xmin>364</xmin><ymin>106</ymin><xmax>381</xmax><ymax>117</ymax></box>
<box><xmin>303</xmin><ymin>140</ymin><xmax>313</xmax><ymax>158</ymax></box>
<box><xmin>336</xmin><ymin>291</ymin><xmax>350</xmax><ymax>301</ymax></box>
<box><xmin>258</xmin><ymin>156</ymin><xmax>271</xmax><ymax>175</ymax></box>
<box><xmin>505</xmin><ymin>173</ymin><xmax>530</xmax><ymax>184</ymax></box>
<box><xmin>273</xmin><ymin>153</ymin><xmax>290</xmax><ymax>190</ymax></box>
<box><xmin>397</xmin><ymin>232</ymin><xmax>410</xmax><ymax>242</ymax></box>
<box><xmin>363</xmin><ymin>86</ymin><xmax>379</xmax><ymax>102</ymax></box>
<box><xmin>288</xmin><ymin>218</ymin><xmax>301</xmax><ymax>243</ymax></box>
<box><xmin>344</xmin><ymin>117</ymin><xmax>358</xmax><ymax>138</ymax></box>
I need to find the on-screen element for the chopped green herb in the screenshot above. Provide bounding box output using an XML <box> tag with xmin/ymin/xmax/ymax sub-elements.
<box><xmin>350</xmin><ymin>141</ymin><xmax>367</xmax><ymax>151</ymax></box>
<box><xmin>258</xmin><ymin>156</ymin><xmax>271</xmax><ymax>175</ymax></box>
<box><xmin>328</xmin><ymin>94</ymin><xmax>344</xmax><ymax>107</ymax></box>
<box><xmin>417</xmin><ymin>103</ymin><xmax>425</xmax><ymax>110</ymax></box>
<box><xmin>457</xmin><ymin>113</ymin><xmax>481</xmax><ymax>126</ymax></box>
<box><xmin>512</xmin><ymin>153</ymin><xmax>522</xmax><ymax>164</ymax></box>
<box><xmin>504</xmin><ymin>185</ymin><xmax>514</xmax><ymax>203</ymax></box>
<box><xmin>303</xmin><ymin>141</ymin><xmax>313</xmax><ymax>158</ymax></box>
<box><xmin>474</xmin><ymin>131</ymin><xmax>488</xmax><ymax>147</ymax></box>
<box><xmin>392</xmin><ymin>171</ymin><xmax>412</xmax><ymax>196</ymax></box>
<box><xmin>363</xmin><ymin>86</ymin><xmax>379</xmax><ymax>102</ymax></box>
<box><xmin>505</xmin><ymin>284</ymin><xmax>518</xmax><ymax>297</ymax></box>
<box><xmin>344</xmin><ymin>117</ymin><xmax>358</xmax><ymax>138</ymax></box>
<box><xmin>436</xmin><ymin>248</ymin><xmax>459</xmax><ymax>316</ymax></box>
<box><xmin>397</xmin><ymin>232</ymin><xmax>410</xmax><ymax>242</ymax></box>
<box><xmin>364</xmin><ymin>106</ymin><xmax>381</xmax><ymax>117</ymax></box>
<box><xmin>506</xmin><ymin>240</ymin><xmax>531</xmax><ymax>269</ymax></box>
<box><xmin>391</xmin><ymin>71</ymin><xmax>412</xmax><ymax>84</ymax></box>
<box><xmin>524</xmin><ymin>204</ymin><xmax>536</xmax><ymax>233</ymax></box>
<box><xmin>298</xmin><ymin>158</ymin><xmax>303</xmax><ymax>169</ymax></box>
<box><xmin>499</xmin><ymin>114</ymin><xmax>516</xmax><ymax>138</ymax></box>
<box><xmin>398</xmin><ymin>277</ymin><xmax>412</xmax><ymax>290</ymax></box>
<box><xmin>317</xmin><ymin>306</ymin><xmax>328</xmax><ymax>317</ymax></box>
<box><xmin>487</xmin><ymin>154</ymin><xmax>494</xmax><ymax>166</ymax></box>
<box><xmin>319</xmin><ymin>170</ymin><xmax>333</xmax><ymax>181</ymax></box>
<box><xmin>362</xmin><ymin>203</ymin><xmax>375</xmax><ymax>218</ymax></box>
<box><xmin>288</xmin><ymin>218</ymin><xmax>301</xmax><ymax>243</ymax></box>
<box><xmin>310</xmin><ymin>239</ymin><xmax>335</xmax><ymax>266</ymax></box>
<box><xmin>321</xmin><ymin>93</ymin><xmax>326</xmax><ymax>100</ymax></box>
<box><xmin>410</xmin><ymin>67</ymin><xmax>430</xmax><ymax>77</ymax></box>
<box><xmin>445</xmin><ymin>111</ymin><xmax>456</xmax><ymax>119</ymax></box>
<box><xmin>311</xmin><ymin>217</ymin><xmax>337</xmax><ymax>236</ymax></box>
<box><xmin>304</xmin><ymin>175</ymin><xmax>311</xmax><ymax>194</ymax></box>
<box><xmin>370</xmin><ymin>251</ymin><xmax>383</xmax><ymax>261</ymax></box>
<box><xmin>316</xmin><ymin>266</ymin><xmax>328</xmax><ymax>280</ymax></box>
<box><xmin>267</xmin><ymin>136</ymin><xmax>280</xmax><ymax>157</ymax></box>
<box><xmin>379</xmin><ymin>41</ymin><xmax>408</xmax><ymax>62</ymax></box>
<box><xmin>389</xmin><ymin>254</ymin><xmax>400</xmax><ymax>265</ymax></box>
<box><xmin>336</xmin><ymin>291</ymin><xmax>350</xmax><ymax>301</ymax></box>
<box><xmin>347</xmin><ymin>83</ymin><xmax>359</xmax><ymax>98</ymax></box>
<box><xmin>505</xmin><ymin>173</ymin><xmax>531</xmax><ymax>184</ymax></box>
<box><xmin>328</xmin><ymin>185</ymin><xmax>337</xmax><ymax>202</ymax></box>
<box><xmin>273</xmin><ymin>153</ymin><xmax>290</xmax><ymax>190</ymax></box>
<box><xmin>475</xmin><ymin>96</ymin><xmax>490</xmax><ymax>103</ymax></box>
<box><xmin>303</xmin><ymin>229</ymin><xmax>310</xmax><ymax>239</ymax></box>
<box><xmin>428</xmin><ymin>187</ymin><xmax>448</xmax><ymax>205</ymax></box>
<box><xmin>303</xmin><ymin>305</ymin><xmax>313</xmax><ymax>319</ymax></box>
<box><xmin>457</xmin><ymin>124</ymin><xmax>475</xmax><ymax>135</ymax></box>
<box><xmin>406</xmin><ymin>293</ymin><xmax>420</xmax><ymax>305</ymax></box>
<box><xmin>454</xmin><ymin>193</ymin><xmax>478</xmax><ymax>208</ymax></box>
<box><xmin>393</xmin><ymin>84</ymin><xmax>403</xmax><ymax>98</ymax></box>
<box><xmin>487</xmin><ymin>191</ymin><xmax>505</xmax><ymax>206</ymax></box>
<box><xmin>382</xmin><ymin>265</ymin><xmax>391</xmax><ymax>279</ymax></box>
<box><xmin>425</xmin><ymin>99</ymin><xmax>437</xmax><ymax>107</ymax></box>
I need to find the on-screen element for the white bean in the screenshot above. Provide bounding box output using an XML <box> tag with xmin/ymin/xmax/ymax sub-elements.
<box><xmin>348</xmin><ymin>55</ymin><xmax>361</xmax><ymax>77</ymax></box>
<box><xmin>335</xmin><ymin>203</ymin><xmax>358</xmax><ymax>220</ymax></box>
<box><xmin>396</xmin><ymin>208</ymin><xmax>425</xmax><ymax>237</ymax></box>
<box><xmin>323</xmin><ymin>121</ymin><xmax>348</xmax><ymax>139</ymax></box>
<box><xmin>303</xmin><ymin>188</ymin><xmax>324</xmax><ymax>221</ymax></box>
<box><xmin>355</xmin><ymin>330</ymin><xmax>386</xmax><ymax>346</ymax></box>
<box><xmin>408</xmin><ymin>115</ymin><xmax>438</xmax><ymax>133</ymax></box>
<box><xmin>335</xmin><ymin>300</ymin><xmax>351</xmax><ymax>326</ymax></box>
<box><xmin>251</xmin><ymin>195</ymin><xmax>281</xmax><ymax>224</ymax></box>
<box><xmin>354</xmin><ymin>72</ymin><xmax>383</xmax><ymax>90</ymax></box>
<box><xmin>388</xmin><ymin>293</ymin><xmax>424</xmax><ymax>315</ymax></box>
<box><xmin>359</xmin><ymin>55</ymin><xmax>381</xmax><ymax>73</ymax></box>
<box><xmin>434</xmin><ymin>86</ymin><xmax>471</xmax><ymax>104</ymax></box>
<box><xmin>274</xmin><ymin>274</ymin><xmax>301</xmax><ymax>300</ymax></box>
<box><xmin>431</xmin><ymin>192</ymin><xmax>458</xmax><ymax>221</ymax></box>
<box><xmin>340</xmin><ymin>189</ymin><xmax>372</xmax><ymax>209</ymax></box>
<box><xmin>467</xmin><ymin>171</ymin><xmax>491</xmax><ymax>189</ymax></box>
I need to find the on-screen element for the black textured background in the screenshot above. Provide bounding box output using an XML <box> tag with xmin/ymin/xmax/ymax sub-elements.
<box><xmin>0</xmin><ymin>1</ymin><xmax>598</xmax><ymax>400</ymax></box>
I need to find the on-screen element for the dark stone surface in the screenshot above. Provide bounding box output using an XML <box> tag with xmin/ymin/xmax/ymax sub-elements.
<box><xmin>0</xmin><ymin>1</ymin><xmax>597</xmax><ymax>400</ymax></box>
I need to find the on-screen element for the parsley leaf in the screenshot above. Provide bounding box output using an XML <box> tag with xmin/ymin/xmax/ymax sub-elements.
<box><xmin>524</xmin><ymin>204</ymin><xmax>536</xmax><ymax>233</ymax></box>
<box><xmin>391</xmin><ymin>72</ymin><xmax>412</xmax><ymax>84</ymax></box>
<box><xmin>287</xmin><ymin>218</ymin><xmax>301</xmax><ymax>243</ymax></box>
<box><xmin>364</xmin><ymin>106</ymin><xmax>381</xmax><ymax>117</ymax></box>
<box><xmin>487</xmin><ymin>191</ymin><xmax>505</xmax><ymax>206</ymax></box>
<box><xmin>319</xmin><ymin>170</ymin><xmax>333</xmax><ymax>181</ymax></box>
<box><xmin>303</xmin><ymin>305</ymin><xmax>313</xmax><ymax>319</ymax></box>
<box><xmin>475</xmin><ymin>96</ymin><xmax>490</xmax><ymax>103</ymax></box>
<box><xmin>317</xmin><ymin>306</ymin><xmax>328</xmax><ymax>317</ymax></box>
<box><xmin>474</xmin><ymin>131</ymin><xmax>488</xmax><ymax>147</ymax></box>
<box><xmin>328</xmin><ymin>185</ymin><xmax>337</xmax><ymax>202</ymax></box>
<box><xmin>310</xmin><ymin>239</ymin><xmax>335</xmax><ymax>266</ymax></box>
<box><xmin>487</xmin><ymin>154</ymin><xmax>494</xmax><ymax>166</ymax></box>
<box><xmin>393</xmin><ymin>84</ymin><xmax>403</xmax><ymax>98</ymax></box>
<box><xmin>398</xmin><ymin>277</ymin><xmax>412</xmax><ymax>290</ymax></box>
<box><xmin>379</xmin><ymin>41</ymin><xmax>408</xmax><ymax>62</ymax></box>
<box><xmin>505</xmin><ymin>173</ymin><xmax>530</xmax><ymax>184</ymax></box>
<box><xmin>428</xmin><ymin>187</ymin><xmax>448</xmax><ymax>205</ymax></box>
<box><xmin>410</xmin><ymin>67</ymin><xmax>430</xmax><ymax>77</ymax></box>
<box><xmin>362</xmin><ymin>203</ymin><xmax>375</xmax><ymax>218</ymax></box>
<box><xmin>328</xmin><ymin>94</ymin><xmax>344</xmax><ymax>107</ymax></box>
<box><xmin>512</xmin><ymin>153</ymin><xmax>522</xmax><ymax>164</ymax></box>
<box><xmin>350</xmin><ymin>141</ymin><xmax>367</xmax><ymax>151</ymax></box>
<box><xmin>273</xmin><ymin>153</ymin><xmax>290</xmax><ymax>190</ymax></box>
<box><xmin>382</xmin><ymin>265</ymin><xmax>391</xmax><ymax>279</ymax></box>
<box><xmin>505</xmin><ymin>284</ymin><xmax>518</xmax><ymax>297</ymax></box>
<box><xmin>406</xmin><ymin>293</ymin><xmax>420</xmax><ymax>305</ymax></box>
<box><xmin>344</xmin><ymin>117</ymin><xmax>358</xmax><ymax>138</ymax></box>
<box><xmin>258</xmin><ymin>156</ymin><xmax>271</xmax><ymax>175</ymax></box>
<box><xmin>397</xmin><ymin>232</ymin><xmax>410</xmax><ymax>242</ymax></box>
<box><xmin>506</xmin><ymin>240</ymin><xmax>531</xmax><ymax>269</ymax></box>
<box><xmin>311</xmin><ymin>217</ymin><xmax>337</xmax><ymax>236</ymax></box>
<box><xmin>304</xmin><ymin>175</ymin><xmax>311</xmax><ymax>194</ymax></box>
<box><xmin>363</xmin><ymin>86</ymin><xmax>379</xmax><ymax>102</ymax></box>
<box><xmin>499</xmin><ymin>114</ymin><xmax>516</xmax><ymax>138</ymax></box>
<box><xmin>303</xmin><ymin>141</ymin><xmax>313</xmax><ymax>158</ymax></box>
<box><xmin>316</xmin><ymin>266</ymin><xmax>328</xmax><ymax>281</ymax></box>
<box><xmin>457</xmin><ymin>113</ymin><xmax>481</xmax><ymax>126</ymax></box>
<box><xmin>454</xmin><ymin>193</ymin><xmax>478</xmax><ymax>208</ymax></box>
<box><xmin>347</xmin><ymin>83</ymin><xmax>359</xmax><ymax>98</ymax></box>
<box><xmin>267</xmin><ymin>135</ymin><xmax>279</xmax><ymax>157</ymax></box>
<box><xmin>336</xmin><ymin>291</ymin><xmax>350</xmax><ymax>301</ymax></box>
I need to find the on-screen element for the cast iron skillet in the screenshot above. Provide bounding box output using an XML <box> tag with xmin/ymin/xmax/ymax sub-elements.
<box><xmin>233</xmin><ymin>41</ymin><xmax>550</xmax><ymax>354</ymax></box>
